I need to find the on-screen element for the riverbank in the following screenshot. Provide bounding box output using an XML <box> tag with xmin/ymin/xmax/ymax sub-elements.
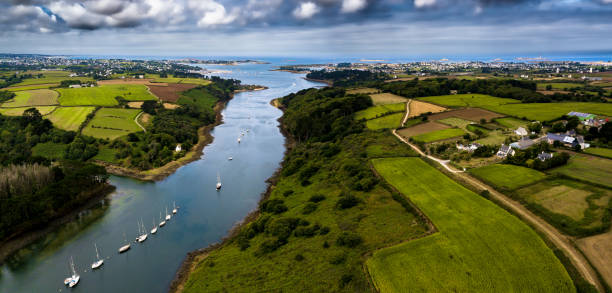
<box><xmin>97</xmin><ymin>98</ymin><xmax>229</xmax><ymax>181</ymax></box>
<box><xmin>303</xmin><ymin>77</ymin><xmax>332</xmax><ymax>86</ymax></box>
<box><xmin>0</xmin><ymin>183</ymin><xmax>115</xmax><ymax>264</ymax></box>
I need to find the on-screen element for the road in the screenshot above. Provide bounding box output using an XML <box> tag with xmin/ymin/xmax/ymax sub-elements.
<box><xmin>393</xmin><ymin>99</ymin><xmax>604</xmax><ymax>292</ymax></box>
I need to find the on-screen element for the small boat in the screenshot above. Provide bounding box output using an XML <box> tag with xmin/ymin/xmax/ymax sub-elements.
<box><xmin>159</xmin><ymin>212</ymin><xmax>166</xmax><ymax>227</ymax></box>
<box><xmin>151</xmin><ymin>219</ymin><xmax>158</xmax><ymax>234</ymax></box>
<box><xmin>172</xmin><ymin>202</ymin><xmax>177</xmax><ymax>214</ymax></box>
<box><xmin>118</xmin><ymin>233</ymin><xmax>131</xmax><ymax>253</ymax></box>
<box><xmin>216</xmin><ymin>172</ymin><xmax>222</xmax><ymax>190</ymax></box>
<box><xmin>136</xmin><ymin>220</ymin><xmax>148</xmax><ymax>243</ymax></box>
<box><xmin>237</xmin><ymin>137</ymin><xmax>241</xmax><ymax>143</ymax></box>
<box><xmin>228</xmin><ymin>156</ymin><xmax>233</xmax><ymax>161</ymax></box>
<box><xmin>91</xmin><ymin>243</ymin><xmax>104</xmax><ymax>269</ymax></box>
<box><xmin>165</xmin><ymin>207</ymin><xmax>171</xmax><ymax>221</ymax></box>
<box><xmin>64</xmin><ymin>257</ymin><xmax>80</xmax><ymax>288</ymax></box>
<box><xmin>246</xmin><ymin>129</ymin><xmax>249</xmax><ymax>133</ymax></box>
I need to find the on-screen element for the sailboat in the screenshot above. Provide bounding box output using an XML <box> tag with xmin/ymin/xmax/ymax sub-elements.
<box><xmin>118</xmin><ymin>233</ymin><xmax>131</xmax><ymax>253</ymax></box>
<box><xmin>159</xmin><ymin>211</ymin><xmax>166</xmax><ymax>227</ymax></box>
<box><xmin>91</xmin><ymin>243</ymin><xmax>104</xmax><ymax>269</ymax></box>
<box><xmin>237</xmin><ymin>137</ymin><xmax>241</xmax><ymax>143</ymax></box>
<box><xmin>165</xmin><ymin>207</ymin><xmax>171</xmax><ymax>221</ymax></box>
<box><xmin>64</xmin><ymin>257</ymin><xmax>80</xmax><ymax>288</ymax></box>
<box><xmin>228</xmin><ymin>156</ymin><xmax>233</xmax><ymax>161</ymax></box>
<box><xmin>151</xmin><ymin>219</ymin><xmax>158</xmax><ymax>234</ymax></box>
<box><xmin>216</xmin><ymin>172</ymin><xmax>222</xmax><ymax>190</ymax></box>
<box><xmin>136</xmin><ymin>220</ymin><xmax>148</xmax><ymax>243</ymax></box>
<box><xmin>172</xmin><ymin>202</ymin><xmax>177</xmax><ymax>214</ymax></box>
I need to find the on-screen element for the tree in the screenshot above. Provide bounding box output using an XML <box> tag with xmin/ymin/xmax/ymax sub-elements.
<box><xmin>565</xmin><ymin>116</ymin><xmax>580</xmax><ymax>130</ymax></box>
<box><xmin>141</xmin><ymin>100</ymin><xmax>159</xmax><ymax>114</ymax></box>
<box><xmin>527</xmin><ymin>122</ymin><xmax>542</xmax><ymax>134</ymax></box>
<box><xmin>552</xmin><ymin>122</ymin><xmax>565</xmax><ymax>133</ymax></box>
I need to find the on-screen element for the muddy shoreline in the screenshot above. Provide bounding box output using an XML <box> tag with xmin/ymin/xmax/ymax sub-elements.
<box><xmin>0</xmin><ymin>184</ymin><xmax>116</xmax><ymax>264</ymax></box>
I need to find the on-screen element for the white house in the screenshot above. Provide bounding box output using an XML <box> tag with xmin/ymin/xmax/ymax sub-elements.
<box><xmin>175</xmin><ymin>144</ymin><xmax>182</xmax><ymax>152</ymax></box>
<box><xmin>497</xmin><ymin>144</ymin><xmax>515</xmax><ymax>158</ymax></box>
<box><xmin>514</xmin><ymin>127</ymin><xmax>528</xmax><ymax>137</ymax></box>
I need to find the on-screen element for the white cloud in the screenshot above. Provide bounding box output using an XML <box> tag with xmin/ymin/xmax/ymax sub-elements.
<box><xmin>293</xmin><ymin>2</ymin><xmax>320</xmax><ymax>19</ymax></box>
<box><xmin>414</xmin><ymin>0</ymin><xmax>436</xmax><ymax>8</ymax></box>
<box><xmin>341</xmin><ymin>0</ymin><xmax>367</xmax><ymax>13</ymax></box>
<box><xmin>189</xmin><ymin>0</ymin><xmax>237</xmax><ymax>27</ymax></box>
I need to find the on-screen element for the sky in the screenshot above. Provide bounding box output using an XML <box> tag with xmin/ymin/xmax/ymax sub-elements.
<box><xmin>1</xmin><ymin>0</ymin><xmax>612</xmax><ymax>57</ymax></box>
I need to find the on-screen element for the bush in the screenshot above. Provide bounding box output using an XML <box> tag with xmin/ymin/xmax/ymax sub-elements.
<box><xmin>302</xmin><ymin>202</ymin><xmax>318</xmax><ymax>214</ymax></box>
<box><xmin>257</xmin><ymin>239</ymin><xmax>283</xmax><ymax>254</ymax></box>
<box><xmin>294</xmin><ymin>224</ymin><xmax>321</xmax><ymax>237</ymax></box>
<box><xmin>320</xmin><ymin>226</ymin><xmax>330</xmax><ymax>235</ymax></box>
<box><xmin>261</xmin><ymin>199</ymin><xmax>288</xmax><ymax>214</ymax></box>
<box><xmin>309</xmin><ymin>194</ymin><xmax>326</xmax><ymax>202</ymax></box>
<box><xmin>329</xmin><ymin>253</ymin><xmax>346</xmax><ymax>265</ymax></box>
<box><xmin>336</xmin><ymin>232</ymin><xmax>363</xmax><ymax>248</ymax></box>
<box><xmin>336</xmin><ymin>194</ymin><xmax>360</xmax><ymax>210</ymax></box>
<box><xmin>339</xmin><ymin>273</ymin><xmax>353</xmax><ymax>288</ymax></box>
<box><xmin>283</xmin><ymin>190</ymin><xmax>294</xmax><ymax>197</ymax></box>
<box><xmin>323</xmin><ymin>241</ymin><xmax>330</xmax><ymax>248</ymax></box>
<box><xmin>295</xmin><ymin>254</ymin><xmax>304</xmax><ymax>261</ymax></box>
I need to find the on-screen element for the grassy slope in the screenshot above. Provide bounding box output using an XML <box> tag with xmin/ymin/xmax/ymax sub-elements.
<box><xmin>1</xmin><ymin>89</ymin><xmax>58</xmax><ymax>107</ymax></box>
<box><xmin>82</xmin><ymin>108</ymin><xmax>142</xmax><ymax>139</ymax></box>
<box><xmin>411</xmin><ymin>127</ymin><xmax>465</xmax><ymax>143</ymax></box>
<box><xmin>31</xmin><ymin>142</ymin><xmax>68</xmax><ymax>160</ymax></box>
<box><xmin>13</xmin><ymin>71</ymin><xmax>92</xmax><ymax>86</ymax></box>
<box><xmin>496</xmin><ymin>117</ymin><xmax>528</xmax><ymax>128</ymax></box>
<box><xmin>365</xmin><ymin>112</ymin><xmax>404</xmax><ymax>130</ymax></box>
<box><xmin>420</xmin><ymin>94</ymin><xmax>612</xmax><ymax>121</ymax></box>
<box><xmin>367</xmin><ymin>157</ymin><xmax>573</xmax><ymax>293</ymax></box>
<box><xmin>469</xmin><ymin>164</ymin><xmax>547</xmax><ymax>191</ymax></box>
<box><xmin>47</xmin><ymin>107</ymin><xmax>95</xmax><ymax>131</ymax></box>
<box><xmin>182</xmin><ymin>132</ymin><xmax>426</xmax><ymax>292</ymax></box>
<box><xmin>57</xmin><ymin>85</ymin><xmax>156</xmax><ymax>106</ymax></box>
<box><xmin>354</xmin><ymin>103</ymin><xmax>405</xmax><ymax>120</ymax></box>
<box><xmin>584</xmin><ymin>147</ymin><xmax>612</xmax><ymax>159</ymax></box>
<box><xmin>551</xmin><ymin>154</ymin><xmax>612</xmax><ymax>189</ymax></box>
<box><xmin>0</xmin><ymin>106</ymin><xmax>56</xmax><ymax>116</ymax></box>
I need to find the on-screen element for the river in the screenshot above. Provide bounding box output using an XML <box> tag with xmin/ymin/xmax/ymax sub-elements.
<box><xmin>0</xmin><ymin>62</ymin><xmax>324</xmax><ymax>292</ymax></box>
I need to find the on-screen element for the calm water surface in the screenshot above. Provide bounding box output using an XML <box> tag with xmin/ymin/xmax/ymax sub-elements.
<box><xmin>0</xmin><ymin>63</ymin><xmax>323</xmax><ymax>292</ymax></box>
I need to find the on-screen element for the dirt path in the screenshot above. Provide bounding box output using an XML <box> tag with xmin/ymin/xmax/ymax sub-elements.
<box><xmin>394</xmin><ymin>99</ymin><xmax>604</xmax><ymax>292</ymax></box>
<box><xmin>134</xmin><ymin>111</ymin><xmax>146</xmax><ymax>133</ymax></box>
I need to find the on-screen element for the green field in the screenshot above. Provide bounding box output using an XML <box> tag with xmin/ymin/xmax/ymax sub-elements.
<box><xmin>47</xmin><ymin>107</ymin><xmax>95</xmax><ymax>131</ymax></box>
<box><xmin>537</xmin><ymin>83</ymin><xmax>584</xmax><ymax>90</ymax></box>
<box><xmin>153</xmin><ymin>76</ymin><xmax>212</xmax><ymax>85</ymax></box>
<box><xmin>13</xmin><ymin>71</ymin><xmax>92</xmax><ymax>86</ymax></box>
<box><xmin>437</xmin><ymin>117</ymin><xmax>474</xmax><ymax>130</ymax></box>
<box><xmin>177</xmin><ymin>88</ymin><xmax>218</xmax><ymax>110</ymax></box>
<box><xmin>6</xmin><ymin>84</ymin><xmax>59</xmax><ymax>91</ymax></box>
<box><xmin>411</xmin><ymin>127</ymin><xmax>465</xmax><ymax>143</ymax></box>
<box><xmin>0</xmin><ymin>106</ymin><xmax>56</xmax><ymax>116</ymax></box>
<box><xmin>355</xmin><ymin>103</ymin><xmax>405</xmax><ymax>120</ymax></box>
<box><xmin>552</xmin><ymin>154</ymin><xmax>612</xmax><ymax>189</ymax></box>
<box><xmin>495</xmin><ymin>117</ymin><xmax>528</xmax><ymax>129</ymax></box>
<box><xmin>475</xmin><ymin>129</ymin><xmax>507</xmax><ymax>145</ymax></box>
<box><xmin>82</xmin><ymin>108</ymin><xmax>142</xmax><ymax>139</ymax></box>
<box><xmin>57</xmin><ymin>85</ymin><xmax>156</xmax><ymax>106</ymax></box>
<box><xmin>420</xmin><ymin>94</ymin><xmax>612</xmax><ymax>121</ymax></box>
<box><xmin>31</xmin><ymin>142</ymin><xmax>68</xmax><ymax>160</ymax></box>
<box><xmin>92</xmin><ymin>147</ymin><xmax>119</xmax><ymax>163</ymax></box>
<box><xmin>1</xmin><ymin>89</ymin><xmax>58</xmax><ymax>107</ymax></box>
<box><xmin>367</xmin><ymin>158</ymin><xmax>573</xmax><ymax>292</ymax></box>
<box><xmin>584</xmin><ymin>147</ymin><xmax>612</xmax><ymax>159</ymax></box>
<box><xmin>470</xmin><ymin>164</ymin><xmax>547</xmax><ymax>190</ymax></box>
<box><xmin>365</xmin><ymin>112</ymin><xmax>404</xmax><ymax>130</ymax></box>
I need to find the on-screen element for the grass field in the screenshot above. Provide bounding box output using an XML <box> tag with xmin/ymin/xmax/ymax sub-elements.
<box><xmin>47</xmin><ymin>107</ymin><xmax>95</xmax><ymax>131</ymax></box>
<box><xmin>514</xmin><ymin>178</ymin><xmax>611</xmax><ymax>236</ymax></box>
<box><xmin>495</xmin><ymin>117</ymin><xmax>528</xmax><ymax>129</ymax></box>
<box><xmin>420</xmin><ymin>94</ymin><xmax>612</xmax><ymax>121</ymax></box>
<box><xmin>153</xmin><ymin>76</ymin><xmax>211</xmax><ymax>85</ymax></box>
<box><xmin>428</xmin><ymin>108</ymin><xmax>503</xmax><ymax>122</ymax></box>
<box><xmin>552</xmin><ymin>154</ymin><xmax>612</xmax><ymax>189</ymax></box>
<box><xmin>411</xmin><ymin>127</ymin><xmax>465</xmax><ymax>143</ymax></box>
<box><xmin>57</xmin><ymin>85</ymin><xmax>156</xmax><ymax>106</ymax></box>
<box><xmin>0</xmin><ymin>106</ymin><xmax>56</xmax><ymax>116</ymax></box>
<box><xmin>475</xmin><ymin>129</ymin><xmax>508</xmax><ymax>145</ymax></box>
<box><xmin>367</xmin><ymin>158</ymin><xmax>573</xmax><ymax>293</ymax></box>
<box><xmin>355</xmin><ymin>103</ymin><xmax>405</xmax><ymax>120</ymax></box>
<box><xmin>537</xmin><ymin>83</ymin><xmax>584</xmax><ymax>90</ymax></box>
<box><xmin>437</xmin><ymin>117</ymin><xmax>474</xmax><ymax>131</ymax></box>
<box><xmin>346</xmin><ymin>87</ymin><xmax>379</xmax><ymax>95</ymax></box>
<box><xmin>31</xmin><ymin>142</ymin><xmax>67</xmax><ymax>160</ymax></box>
<box><xmin>369</xmin><ymin>93</ymin><xmax>407</xmax><ymax>105</ymax></box>
<box><xmin>82</xmin><ymin>108</ymin><xmax>142</xmax><ymax>139</ymax></box>
<box><xmin>6</xmin><ymin>84</ymin><xmax>59</xmax><ymax>91</ymax></box>
<box><xmin>1</xmin><ymin>89</ymin><xmax>58</xmax><ymax>107</ymax></box>
<box><xmin>470</xmin><ymin>164</ymin><xmax>547</xmax><ymax>190</ymax></box>
<box><xmin>365</xmin><ymin>112</ymin><xmax>404</xmax><ymax>130</ymax></box>
<box><xmin>584</xmin><ymin>147</ymin><xmax>612</xmax><ymax>159</ymax></box>
<box><xmin>13</xmin><ymin>71</ymin><xmax>92</xmax><ymax>86</ymax></box>
<box><xmin>92</xmin><ymin>147</ymin><xmax>119</xmax><ymax>163</ymax></box>
<box><xmin>407</xmin><ymin>100</ymin><xmax>446</xmax><ymax>117</ymax></box>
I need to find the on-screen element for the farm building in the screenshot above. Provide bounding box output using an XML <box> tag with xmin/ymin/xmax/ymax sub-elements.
<box><xmin>537</xmin><ymin>152</ymin><xmax>553</xmax><ymax>161</ymax></box>
<box><xmin>497</xmin><ymin>144</ymin><xmax>515</xmax><ymax>158</ymax></box>
<box><xmin>567</xmin><ymin>111</ymin><xmax>596</xmax><ymax>121</ymax></box>
<box><xmin>175</xmin><ymin>144</ymin><xmax>182</xmax><ymax>152</ymax></box>
<box><xmin>69</xmin><ymin>84</ymin><xmax>82</xmax><ymax>88</ymax></box>
<box><xmin>510</xmin><ymin>138</ymin><xmax>536</xmax><ymax>150</ymax></box>
<box><xmin>546</xmin><ymin>133</ymin><xmax>589</xmax><ymax>149</ymax></box>
<box><xmin>514</xmin><ymin>127</ymin><xmax>528</xmax><ymax>136</ymax></box>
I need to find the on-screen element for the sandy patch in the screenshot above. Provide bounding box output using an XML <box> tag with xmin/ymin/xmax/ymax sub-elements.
<box><xmin>163</xmin><ymin>103</ymin><xmax>179</xmax><ymax>109</ymax></box>
<box><xmin>408</xmin><ymin>100</ymin><xmax>446</xmax><ymax>118</ymax></box>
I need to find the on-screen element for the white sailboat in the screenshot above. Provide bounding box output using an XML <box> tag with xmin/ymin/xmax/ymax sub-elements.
<box><xmin>136</xmin><ymin>220</ymin><xmax>148</xmax><ymax>243</ymax></box>
<box><xmin>63</xmin><ymin>257</ymin><xmax>80</xmax><ymax>288</ymax></box>
<box><xmin>159</xmin><ymin>211</ymin><xmax>166</xmax><ymax>227</ymax></box>
<box><xmin>216</xmin><ymin>172</ymin><xmax>222</xmax><ymax>190</ymax></box>
<box><xmin>228</xmin><ymin>156</ymin><xmax>233</xmax><ymax>161</ymax></box>
<box><xmin>165</xmin><ymin>207</ymin><xmax>171</xmax><ymax>221</ymax></box>
<box><xmin>151</xmin><ymin>219</ymin><xmax>158</xmax><ymax>234</ymax></box>
<box><xmin>237</xmin><ymin>137</ymin><xmax>241</xmax><ymax>143</ymax></box>
<box><xmin>118</xmin><ymin>233</ymin><xmax>131</xmax><ymax>253</ymax></box>
<box><xmin>172</xmin><ymin>202</ymin><xmax>177</xmax><ymax>214</ymax></box>
<box><xmin>91</xmin><ymin>243</ymin><xmax>104</xmax><ymax>269</ymax></box>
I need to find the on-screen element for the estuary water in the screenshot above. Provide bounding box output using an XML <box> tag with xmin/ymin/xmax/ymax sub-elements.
<box><xmin>0</xmin><ymin>63</ymin><xmax>324</xmax><ymax>292</ymax></box>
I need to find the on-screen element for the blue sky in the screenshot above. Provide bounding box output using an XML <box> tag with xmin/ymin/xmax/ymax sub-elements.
<box><xmin>1</xmin><ymin>0</ymin><xmax>611</xmax><ymax>57</ymax></box>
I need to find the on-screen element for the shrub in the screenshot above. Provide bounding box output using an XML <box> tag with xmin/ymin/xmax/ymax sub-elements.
<box><xmin>309</xmin><ymin>194</ymin><xmax>326</xmax><ymax>202</ymax></box>
<box><xmin>283</xmin><ymin>190</ymin><xmax>294</xmax><ymax>197</ymax></box>
<box><xmin>323</xmin><ymin>241</ymin><xmax>330</xmax><ymax>248</ymax></box>
<box><xmin>330</xmin><ymin>253</ymin><xmax>346</xmax><ymax>265</ymax></box>
<box><xmin>302</xmin><ymin>202</ymin><xmax>318</xmax><ymax>214</ymax></box>
<box><xmin>336</xmin><ymin>194</ymin><xmax>360</xmax><ymax>210</ymax></box>
<box><xmin>319</xmin><ymin>226</ymin><xmax>330</xmax><ymax>235</ymax></box>
<box><xmin>294</xmin><ymin>224</ymin><xmax>321</xmax><ymax>237</ymax></box>
<box><xmin>295</xmin><ymin>254</ymin><xmax>304</xmax><ymax>261</ymax></box>
<box><xmin>261</xmin><ymin>199</ymin><xmax>288</xmax><ymax>214</ymax></box>
<box><xmin>257</xmin><ymin>239</ymin><xmax>283</xmax><ymax>254</ymax></box>
<box><xmin>339</xmin><ymin>273</ymin><xmax>353</xmax><ymax>288</ymax></box>
<box><xmin>336</xmin><ymin>232</ymin><xmax>363</xmax><ymax>248</ymax></box>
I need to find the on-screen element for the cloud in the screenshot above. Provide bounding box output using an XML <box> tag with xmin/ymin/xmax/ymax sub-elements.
<box><xmin>293</xmin><ymin>2</ymin><xmax>320</xmax><ymax>19</ymax></box>
<box><xmin>414</xmin><ymin>0</ymin><xmax>436</xmax><ymax>8</ymax></box>
<box><xmin>189</xmin><ymin>0</ymin><xmax>237</xmax><ymax>27</ymax></box>
<box><xmin>341</xmin><ymin>0</ymin><xmax>368</xmax><ymax>13</ymax></box>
